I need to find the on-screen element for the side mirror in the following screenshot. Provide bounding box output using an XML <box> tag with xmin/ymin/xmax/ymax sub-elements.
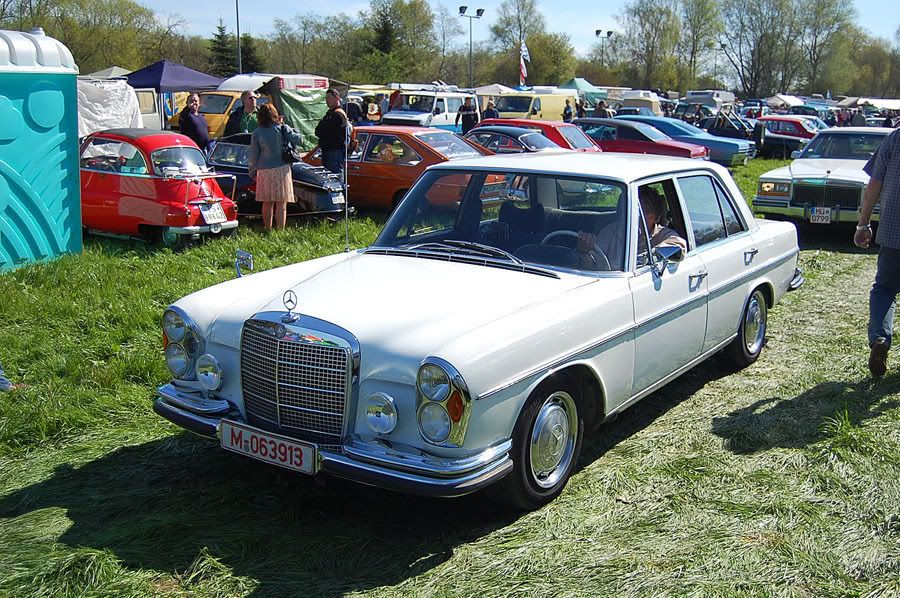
<box><xmin>652</xmin><ymin>245</ymin><xmax>684</xmax><ymax>275</ymax></box>
<box><xmin>235</xmin><ymin>249</ymin><xmax>254</xmax><ymax>278</ymax></box>
<box><xmin>531</xmin><ymin>107</ymin><xmax>538</xmax><ymax>116</ymax></box>
<box><xmin>434</xmin><ymin>107</ymin><xmax>444</xmax><ymax>115</ymax></box>
<box><xmin>790</xmin><ymin>150</ymin><xmax>800</xmax><ymax>159</ymax></box>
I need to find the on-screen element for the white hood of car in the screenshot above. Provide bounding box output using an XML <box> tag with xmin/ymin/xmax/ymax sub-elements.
<box><xmin>183</xmin><ymin>252</ymin><xmax>590</xmax><ymax>380</ymax></box>
<box><xmin>763</xmin><ymin>158</ymin><xmax>870</xmax><ymax>185</ymax></box>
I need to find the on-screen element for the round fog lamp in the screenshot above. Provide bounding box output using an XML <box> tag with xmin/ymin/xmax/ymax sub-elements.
<box><xmin>417</xmin><ymin>364</ymin><xmax>450</xmax><ymax>402</ymax></box>
<box><xmin>163</xmin><ymin>310</ymin><xmax>186</xmax><ymax>343</ymax></box>
<box><xmin>165</xmin><ymin>343</ymin><xmax>189</xmax><ymax>378</ymax></box>
<box><xmin>196</xmin><ymin>353</ymin><xmax>223</xmax><ymax>390</ymax></box>
<box><xmin>365</xmin><ymin>393</ymin><xmax>397</xmax><ymax>435</ymax></box>
<box><xmin>419</xmin><ymin>402</ymin><xmax>451</xmax><ymax>443</ymax></box>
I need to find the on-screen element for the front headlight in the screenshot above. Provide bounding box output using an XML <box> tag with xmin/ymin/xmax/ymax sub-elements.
<box><xmin>418</xmin><ymin>402</ymin><xmax>451</xmax><ymax>443</ymax></box>
<box><xmin>417</xmin><ymin>364</ymin><xmax>450</xmax><ymax>401</ymax></box>
<box><xmin>365</xmin><ymin>392</ymin><xmax>398</xmax><ymax>435</ymax></box>
<box><xmin>758</xmin><ymin>181</ymin><xmax>789</xmax><ymax>196</ymax></box>
<box><xmin>165</xmin><ymin>343</ymin><xmax>190</xmax><ymax>377</ymax></box>
<box><xmin>196</xmin><ymin>353</ymin><xmax>223</xmax><ymax>391</ymax></box>
<box><xmin>163</xmin><ymin>310</ymin><xmax>186</xmax><ymax>343</ymax></box>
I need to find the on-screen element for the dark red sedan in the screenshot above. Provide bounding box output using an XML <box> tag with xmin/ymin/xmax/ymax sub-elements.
<box><xmin>572</xmin><ymin>118</ymin><xmax>709</xmax><ymax>159</ymax></box>
<box><xmin>474</xmin><ymin>118</ymin><xmax>602</xmax><ymax>152</ymax></box>
<box><xmin>80</xmin><ymin>129</ymin><xmax>238</xmax><ymax>248</ymax></box>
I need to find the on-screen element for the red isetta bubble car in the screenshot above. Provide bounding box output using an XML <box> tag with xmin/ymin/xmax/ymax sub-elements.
<box><xmin>79</xmin><ymin>129</ymin><xmax>238</xmax><ymax>248</ymax></box>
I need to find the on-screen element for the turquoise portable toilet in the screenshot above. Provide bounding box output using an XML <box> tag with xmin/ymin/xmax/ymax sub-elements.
<box><xmin>0</xmin><ymin>28</ymin><xmax>81</xmax><ymax>272</ymax></box>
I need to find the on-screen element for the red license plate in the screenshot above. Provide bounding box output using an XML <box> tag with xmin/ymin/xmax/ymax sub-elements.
<box><xmin>220</xmin><ymin>420</ymin><xmax>317</xmax><ymax>474</ymax></box>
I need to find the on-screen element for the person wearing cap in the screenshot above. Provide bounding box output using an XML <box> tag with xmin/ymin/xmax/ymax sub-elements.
<box><xmin>224</xmin><ymin>90</ymin><xmax>260</xmax><ymax>137</ymax></box>
<box><xmin>483</xmin><ymin>100</ymin><xmax>499</xmax><ymax>120</ymax></box>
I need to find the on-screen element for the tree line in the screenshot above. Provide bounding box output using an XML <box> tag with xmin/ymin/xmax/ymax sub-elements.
<box><xmin>2</xmin><ymin>0</ymin><xmax>899</xmax><ymax>98</ymax></box>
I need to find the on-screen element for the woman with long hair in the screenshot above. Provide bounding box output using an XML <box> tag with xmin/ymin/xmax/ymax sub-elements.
<box><xmin>248</xmin><ymin>103</ymin><xmax>304</xmax><ymax>230</ymax></box>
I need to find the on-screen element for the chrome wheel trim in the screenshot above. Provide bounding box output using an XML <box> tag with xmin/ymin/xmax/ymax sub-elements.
<box><xmin>529</xmin><ymin>390</ymin><xmax>578</xmax><ymax>489</ymax></box>
<box><xmin>743</xmin><ymin>291</ymin><xmax>767</xmax><ymax>355</ymax></box>
<box><xmin>161</xmin><ymin>227</ymin><xmax>179</xmax><ymax>247</ymax></box>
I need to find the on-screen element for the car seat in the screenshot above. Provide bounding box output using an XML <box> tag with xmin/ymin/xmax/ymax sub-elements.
<box><xmin>498</xmin><ymin>200</ymin><xmax>545</xmax><ymax>249</ymax></box>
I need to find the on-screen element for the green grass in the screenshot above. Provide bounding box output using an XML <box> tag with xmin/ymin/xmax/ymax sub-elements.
<box><xmin>730</xmin><ymin>157</ymin><xmax>790</xmax><ymax>206</ymax></box>
<box><xmin>1</xmin><ymin>199</ymin><xmax>898</xmax><ymax>597</ymax></box>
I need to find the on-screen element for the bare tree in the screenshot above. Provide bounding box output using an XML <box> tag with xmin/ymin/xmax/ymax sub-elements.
<box><xmin>799</xmin><ymin>0</ymin><xmax>853</xmax><ymax>93</ymax></box>
<box><xmin>618</xmin><ymin>0</ymin><xmax>681</xmax><ymax>88</ymax></box>
<box><xmin>434</xmin><ymin>2</ymin><xmax>463</xmax><ymax>81</ymax></box>
<box><xmin>678</xmin><ymin>0</ymin><xmax>721</xmax><ymax>88</ymax></box>
<box><xmin>490</xmin><ymin>0</ymin><xmax>545</xmax><ymax>48</ymax></box>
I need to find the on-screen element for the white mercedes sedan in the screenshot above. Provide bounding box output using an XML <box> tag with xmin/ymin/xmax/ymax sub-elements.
<box><xmin>154</xmin><ymin>152</ymin><xmax>803</xmax><ymax>510</ymax></box>
<box><xmin>752</xmin><ymin>127</ymin><xmax>892</xmax><ymax>226</ymax></box>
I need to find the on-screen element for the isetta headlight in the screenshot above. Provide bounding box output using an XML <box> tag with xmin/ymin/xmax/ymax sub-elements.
<box><xmin>365</xmin><ymin>393</ymin><xmax>398</xmax><ymax>435</ymax></box>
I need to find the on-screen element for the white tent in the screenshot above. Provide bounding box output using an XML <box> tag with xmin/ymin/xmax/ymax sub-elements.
<box><xmin>850</xmin><ymin>97</ymin><xmax>900</xmax><ymax>111</ymax></box>
<box><xmin>87</xmin><ymin>66</ymin><xmax>131</xmax><ymax>79</ymax></box>
<box><xmin>77</xmin><ymin>78</ymin><xmax>142</xmax><ymax>138</ymax></box>
<box><xmin>767</xmin><ymin>94</ymin><xmax>804</xmax><ymax>108</ymax></box>
<box><xmin>475</xmin><ymin>83</ymin><xmax>514</xmax><ymax>96</ymax></box>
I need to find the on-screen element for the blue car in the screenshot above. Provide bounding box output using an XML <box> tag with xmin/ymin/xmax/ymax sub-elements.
<box><xmin>616</xmin><ymin>115</ymin><xmax>755</xmax><ymax>166</ymax></box>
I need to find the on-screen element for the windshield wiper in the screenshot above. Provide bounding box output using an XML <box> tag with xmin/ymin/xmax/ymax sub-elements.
<box><xmin>407</xmin><ymin>240</ymin><xmax>522</xmax><ymax>264</ymax></box>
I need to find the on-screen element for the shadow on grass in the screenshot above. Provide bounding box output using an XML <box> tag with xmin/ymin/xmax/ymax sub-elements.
<box><xmin>711</xmin><ymin>374</ymin><xmax>900</xmax><ymax>454</ymax></box>
<box><xmin>796</xmin><ymin>222</ymin><xmax>879</xmax><ymax>255</ymax></box>
<box><xmin>0</xmin><ymin>434</ymin><xmax>517</xmax><ymax>597</ymax></box>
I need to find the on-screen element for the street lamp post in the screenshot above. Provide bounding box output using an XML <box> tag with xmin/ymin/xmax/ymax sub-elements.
<box><xmin>714</xmin><ymin>42</ymin><xmax>726</xmax><ymax>86</ymax></box>
<box><xmin>594</xmin><ymin>30</ymin><xmax>614</xmax><ymax>68</ymax></box>
<box><xmin>235</xmin><ymin>0</ymin><xmax>242</xmax><ymax>74</ymax></box>
<box><xmin>459</xmin><ymin>6</ymin><xmax>484</xmax><ymax>88</ymax></box>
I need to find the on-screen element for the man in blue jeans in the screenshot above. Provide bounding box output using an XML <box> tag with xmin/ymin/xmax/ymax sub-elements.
<box><xmin>855</xmin><ymin>127</ymin><xmax>900</xmax><ymax>376</ymax></box>
<box><xmin>315</xmin><ymin>88</ymin><xmax>349</xmax><ymax>175</ymax></box>
<box><xmin>0</xmin><ymin>359</ymin><xmax>21</xmax><ymax>392</ymax></box>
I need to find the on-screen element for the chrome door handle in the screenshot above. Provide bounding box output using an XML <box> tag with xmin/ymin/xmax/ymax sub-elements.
<box><xmin>745</xmin><ymin>248</ymin><xmax>759</xmax><ymax>257</ymax></box>
<box><xmin>689</xmin><ymin>270</ymin><xmax>708</xmax><ymax>281</ymax></box>
<box><xmin>349</xmin><ymin>165</ymin><xmax>360</xmax><ymax>171</ymax></box>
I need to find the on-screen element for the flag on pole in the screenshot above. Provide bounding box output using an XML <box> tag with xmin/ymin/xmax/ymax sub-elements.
<box><xmin>519</xmin><ymin>41</ymin><xmax>530</xmax><ymax>86</ymax></box>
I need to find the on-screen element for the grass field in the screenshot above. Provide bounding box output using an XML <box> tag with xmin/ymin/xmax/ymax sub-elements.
<box><xmin>1</xmin><ymin>159</ymin><xmax>898</xmax><ymax>597</ymax></box>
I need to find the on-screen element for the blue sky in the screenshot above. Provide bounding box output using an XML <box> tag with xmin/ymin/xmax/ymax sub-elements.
<box><xmin>146</xmin><ymin>0</ymin><xmax>897</xmax><ymax>56</ymax></box>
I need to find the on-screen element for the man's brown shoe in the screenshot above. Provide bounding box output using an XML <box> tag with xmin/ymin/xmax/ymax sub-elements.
<box><xmin>869</xmin><ymin>337</ymin><xmax>889</xmax><ymax>377</ymax></box>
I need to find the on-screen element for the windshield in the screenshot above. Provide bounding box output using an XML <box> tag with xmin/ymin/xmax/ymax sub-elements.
<box><xmin>199</xmin><ymin>94</ymin><xmax>234</xmax><ymax>115</ymax></box>
<box><xmin>800</xmin><ymin>133</ymin><xmax>886</xmax><ymax>160</ymax></box>
<box><xmin>373</xmin><ymin>169</ymin><xmax>629</xmax><ymax>272</ymax></box>
<box><xmin>634</xmin><ymin>123</ymin><xmax>669</xmax><ymax>141</ymax></box>
<box><xmin>416</xmin><ymin>131</ymin><xmax>482</xmax><ymax>159</ymax></box>
<box><xmin>208</xmin><ymin>142</ymin><xmax>250</xmax><ymax>168</ymax></box>
<box><xmin>151</xmin><ymin>146</ymin><xmax>209</xmax><ymax>174</ymax></box>
<box><xmin>559</xmin><ymin>126</ymin><xmax>598</xmax><ymax>149</ymax></box>
<box><xmin>496</xmin><ymin>96</ymin><xmax>533</xmax><ymax>113</ymax></box>
<box><xmin>395</xmin><ymin>94</ymin><xmax>435</xmax><ymax>113</ymax></box>
<box><xmin>668</xmin><ymin>119</ymin><xmax>705</xmax><ymax>136</ymax></box>
<box><xmin>519</xmin><ymin>132</ymin><xmax>558</xmax><ymax>150</ymax></box>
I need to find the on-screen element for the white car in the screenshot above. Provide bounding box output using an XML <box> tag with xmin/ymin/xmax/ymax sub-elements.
<box><xmin>155</xmin><ymin>152</ymin><xmax>803</xmax><ymax>510</ymax></box>
<box><xmin>753</xmin><ymin>127</ymin><xmax>892</xmax><ymax>225</ymax></box>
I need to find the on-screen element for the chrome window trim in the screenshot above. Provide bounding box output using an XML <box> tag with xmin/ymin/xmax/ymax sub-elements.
<box><xmin>477</xmin><ymin>248</ymin><xmax>798</xmax><ymax>401</ymax></box>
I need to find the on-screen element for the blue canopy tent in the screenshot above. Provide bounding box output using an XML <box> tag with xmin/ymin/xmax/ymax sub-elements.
<box><xmin>125</xmin><ymin>59</ymin><xmax>222</xmax><ymax>93</ymax></box>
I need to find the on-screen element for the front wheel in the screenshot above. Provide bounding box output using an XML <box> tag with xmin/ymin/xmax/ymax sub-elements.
<box><xmin>724</xmin><ymin>288</ymin><xmax>768</xmax><ymax>368</ymax></box>
<box><xmin>489</xmin><ymin>375</ymin><xmax>583</xmax><ymax>511</ymax></box>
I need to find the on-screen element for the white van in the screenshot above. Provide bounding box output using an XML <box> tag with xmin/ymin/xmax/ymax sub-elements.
<box><xmin>381</xmin><ymin>89</ymin><xmax>479</xmax><ymax>132</ymax></box>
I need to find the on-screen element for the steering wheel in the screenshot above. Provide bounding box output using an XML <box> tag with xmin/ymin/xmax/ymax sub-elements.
<box><xmin>540</xmin><ymin>230</ymin><xmax>611</xmax><ymax>271</ymax></box>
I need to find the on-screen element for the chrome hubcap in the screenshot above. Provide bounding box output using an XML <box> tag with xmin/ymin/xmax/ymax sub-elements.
<box><xmin>162</xmin><ymin>227</ymin><xmax>179</xmax><ymax>247</ymax></box>
<box><xmin>743</xmin><ymin>292</ymin><xmax>767</xmax><ymax>355</ymax></box>
<box><xmin>529</xmin><ymin>391</ymin><xmax>577</xmax><ymax>489</ymax></box>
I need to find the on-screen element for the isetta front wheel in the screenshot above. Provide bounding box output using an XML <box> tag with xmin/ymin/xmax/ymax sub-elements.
<box><xmin>489</xmin><ymin>374</ymin><xmax>583</xmax><ymax>511</ymax></box>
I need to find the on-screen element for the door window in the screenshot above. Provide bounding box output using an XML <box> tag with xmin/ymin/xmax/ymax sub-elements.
<box><xmin>446</xmin><ymin>97</ymin><xmax>463</xmax><ymax>113</ymax></box>
<box><xmin>581</xmin><ymin>124</ymin><xmax>616</xmax><ymax>141</ymax></box>
<box><xmin>618</xmin><ymin>126</ymin><xmax>644</xmax><ymax>141</ymax></box>
<box><xmin>364</xmin><ymin>134</ymin><xmax>422</xmax><ymax>165</ymax></box>
<box><xmin>713</xmin><ymin>180</ymin><xmax>746</xmax><ymax>235</ymax></box>
<box><xmin>80</xmin><ymin>138</ymin><xmax>148</xmax><ymax>175</ymax></box>
<box><xmin>678</xmin><ymin>175</ymin><xmax>727</xmax><ymax>246</ymax></box>
<box><xmin>532</xmin><ymin>98</ymin><xmax>542</xmax><ymax>113</ymax></box>
<box><xmin>349</xmin><ymin>132</ymin><xmax>369</xmax><ymax>161</ymax></box>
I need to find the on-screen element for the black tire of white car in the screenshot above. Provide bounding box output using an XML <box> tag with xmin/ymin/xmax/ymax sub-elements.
<box><xmin>725</xmin><ymin>288</ymin><xmax>768</xmax><ymax>368</ymax></box>
<box><xmin>489</xmin><ymin>374</ymin><xmax>584</xmax><ymax>511</ymax></box>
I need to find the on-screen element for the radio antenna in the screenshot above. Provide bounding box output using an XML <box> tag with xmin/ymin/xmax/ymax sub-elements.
<box><xmin>343</xmin><ymin>106</ymin><xmax>350</xmax><ymax>253</ymax></box>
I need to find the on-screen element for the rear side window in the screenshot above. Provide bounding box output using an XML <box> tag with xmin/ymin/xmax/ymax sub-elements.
<box><xmin>678</xmin><ymin>175</ymin><xmax>727</xmax><ymax>246</ymax></box>
<box><xmin>713</xmin><ymin>181</ymin><xmax>745</xmax><ymax>235</ymax></box>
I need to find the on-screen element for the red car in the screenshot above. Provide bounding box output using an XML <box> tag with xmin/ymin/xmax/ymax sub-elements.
<box><xmin>80</xmin><ymin>129</ymin><xmax>238</xmax><ymax>248</ymax></box>
<box><xmin>474</xmin><ymin>118</ymin><xmax>601</xmax><ymax>152</ymax></box>
<box><xmin>573</xmin><ymin>118</ymin><xmax>709</xmax><ymax>159</ymax></box>
<box><xmin>757</xmin><ymin>115</ymin><xmax>819</xmax><ymax>141</ymax></box>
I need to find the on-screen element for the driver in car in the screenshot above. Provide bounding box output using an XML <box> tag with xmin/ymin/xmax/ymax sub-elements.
<box><xmin>577</xmin><ymin>186</ymin><xmax>686</xmax><ymax>268</ymax></box>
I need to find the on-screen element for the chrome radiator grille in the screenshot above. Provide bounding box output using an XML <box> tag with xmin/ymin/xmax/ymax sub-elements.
<box><xmin>790</xmin><ymin>183</ymin><xmax>862</xmax><ymax>208</ymax></box>
<box><xmin>240</xmin><ymin>320</ymin><xmax>349</xmax><ymax>446</ymax></box>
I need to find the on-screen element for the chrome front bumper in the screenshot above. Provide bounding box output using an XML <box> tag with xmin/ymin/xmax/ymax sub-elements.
<box><xmin>153</xmin><ymin>384</ymin><xmax>512</xmax><ymax>498</ymax></box>
<box><xmin>750</xmin><ymin>201</ymin><xmax>880</xmax><ymax>224</ymax></box>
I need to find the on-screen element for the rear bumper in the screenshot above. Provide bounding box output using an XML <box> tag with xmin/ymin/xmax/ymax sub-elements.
<box><xmin>789</xmin><ymin>267</ymin><xmax>805</xmax><ymax>291</ymax></box>
<box><xmin>169</xmin><ymin>220</ymin><xmax>239</xmax><ymax>236</ymax></box>
<box><xmin>153</xmin><ymin>384</ymin><xmax>512</xmax><ymax>498</ymax></box>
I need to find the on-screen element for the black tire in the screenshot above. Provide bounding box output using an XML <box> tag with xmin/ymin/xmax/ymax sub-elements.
<box><xmin>157</xmin><ymin>227</ymin><xmax>192</xmax><ymax>251</ymax></box>
<box><xmin>488</xmin><ymin>374</ymin><xmax>584</xmax><ymax>511</ymax></box>
<box><xmin>724</xmin><ymin>288</ymin><xmax>768</xmax><ymax>368</ymax></box>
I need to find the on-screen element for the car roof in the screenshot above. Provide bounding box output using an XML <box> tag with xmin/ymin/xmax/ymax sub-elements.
<box><xmin>819</xmin><ymin>127</ymin><xmax>893</xmax><ymax>134</ymax></box>
<box><xmin>364</xmin><ymin>125</ymin><xmax>443</xmax><ymax>135</ymax></box>
<box><xmin>467</xmin><ymin>125</ymin><xmax>544</xmax><ymax>136</ymax></box>
<box><xmin>573</xmin><ymin>117</ymin><xmax>633</xmax><ymax>127</ymax></box>
<box><xmin>92</xmin><ymin>128</ymin><xmax>198</xmax><ymax>148</ymax></box>
<box><xmin>481</xmin><ymin>118</ymin><xmax>573</xmax><ymax>128</ymax></box>
<box><xmin>428</xmin><ymin>151</ymin><xmax>724</xmax><ymax>182</ymax></box>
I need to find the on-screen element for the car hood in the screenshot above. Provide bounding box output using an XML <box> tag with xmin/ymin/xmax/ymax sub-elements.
<box><xmin>198</xmin><ymin>252</ymin><xmax>589</xmax><ymax>365</ymax></box>
<box><xmin>678</xmin><ymin>133</ymin><xmax>748</xmax><ymax>150</ymax></box>
<box><xmin>762</xmin><ymin>158</ymin><xmax>869</xmax><ymax>184</ymax></box>
<box><xmin>657</xmin><ymin>139</ymin><xmax>706</xmax><ymax>154</ymax></box>
<box><xmin>383</xmin><ymin>112</ymin><xmax>430</xmax><ymax>123</ymax></box>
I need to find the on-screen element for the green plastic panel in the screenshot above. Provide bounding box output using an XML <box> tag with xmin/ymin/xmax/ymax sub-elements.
<box><xmin>0</xmin><ymin>72</ymin><xmax>82</xmax><ymax>271</ymax></box>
